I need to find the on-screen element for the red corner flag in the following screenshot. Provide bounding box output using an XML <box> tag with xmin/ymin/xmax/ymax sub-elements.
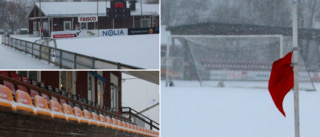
<box><xmin>268</xmin><ymin>52</ymin><xmax>294</xmax><ymax>117</ymax></box>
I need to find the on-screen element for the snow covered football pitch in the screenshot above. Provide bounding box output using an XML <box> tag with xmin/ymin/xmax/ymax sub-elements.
<box><xmin>161</xmin><ymin>81</ymin><xmax>320</xmax><ymax>137</ymax></box>
<box><xmin>1</xmin><ymin>34</ymin><xmax>159</xmax><ymax>69</ymax></box>
<box><xmin>0</xmin><ymin>35</ymin><xmax>58</xmax><ymax>69</ymax></box>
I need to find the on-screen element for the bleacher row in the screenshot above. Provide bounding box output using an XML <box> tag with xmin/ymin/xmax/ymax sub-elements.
<box><xmin>198</xmin><ymin>59</ymin><xmax>273</xmax><ymax>71</ymax></box>
<box><xmin>202</xmin><ymin>63</ymin><xmax>272</xmax><ymax>71</ymax></box>
<box><xmin>198</xmin><ymin>59</ymin><xmax>274</xmax><ymax>65</ymax></box>
<box><xmin>0</xmin><ymin>71</ymin><xmax>159</xmax><ymax>137</ymax></box>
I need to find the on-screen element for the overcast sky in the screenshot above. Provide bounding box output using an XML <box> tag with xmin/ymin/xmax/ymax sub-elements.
<box><xmin>121</xmin><ymin>73</ymin><xmax>159</xmax><ymax>124</ymax></box>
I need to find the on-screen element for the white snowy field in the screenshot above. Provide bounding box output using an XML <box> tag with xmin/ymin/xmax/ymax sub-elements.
<box><xmin>10</xmin><ymin>35</ymin><xmax>159</xmax><ymax>69</ymax></box>
<box><xmin>161</xmin><ymin>81</ymin><xmax>320</xmax><ymax>137</ymax></box>
<box><xmin>0</xmin><ymin>35</ymin><xmax>58</xmax><ymax>69</ymax></box>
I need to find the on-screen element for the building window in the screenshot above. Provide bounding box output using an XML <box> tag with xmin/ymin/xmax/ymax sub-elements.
<box><xmin>38</xmin><ymin>21</ymin><xmax>41</xmax><ymax>31</ymax></box>
<box><xmin>95</xmin><ymin>22</ymin><xmax>98</xmax><ymax>29</ymax></box>
<box><xmin>60</xmin><ymin>71</ymin><xmax>75</xmax><ymax>94</ymax></box>
<box><xmin>110</xmin><ymin>73</ymin><xmax>119</xmax><ymax>111</ymax></box>
<box><xmin>97</xmin><ymin>80</ymin><xmax>104</xmax><ymax>105</ymax></box>
<box><xmin>33</xmin><ymin>21</ymin><xmax>37</xmax><ymax>31</ymax></box>
<box><xmin>18</xmin><ymin>71</ymin><xmax>39</xmax><ymax>81</ymax></box>
<box><xmin>88</xmin><ymin>72</ymin><xmax>95</xmax><ymax>102</ymax></box>
<box><xmin>64</xmin><ymin>21</ymin><xmax>71</xmax><ymax>31</ymax></box>
<box><xmin>60</xmin><ymin>71</ymin><xmax>66</xmax><ymax>91</ymax></box>
<box><xmin>29</xmin><ymin>71</ymin><xmax>38</xmax><ymax>80</ymax></box>
<box><xmin>18</xmin><ymin>71</ymin><xmax>27</xmax><ymax>77</ymax></box>
<box><xmin>111</xmin><ymin>86</ymin><xmax>118</xmax><ymax>110</ymax></box>
<box><xmin>141</xmin><ymin>19</ymin><xmax>150</xmax><ymax>28</ymax></box>
<box><xmin>97</xmin><ymin>71</ymin><xmax>104</xmax><ymax>106</ymax></box>
<box><xmin>80</xmin><ymin>22</ymin><xmax>88</xmax><ymax>30</ymax></box>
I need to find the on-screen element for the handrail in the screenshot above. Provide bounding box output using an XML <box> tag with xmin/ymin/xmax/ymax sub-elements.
<box><xmin>1</xmin><ymin>35</ymin><xmax>142</xmax><ymax>69</ymax></box>
<box><xmin>121</xmin><ymin>107</ymin><xmax>159</xmax><ymax>130</ymax></box>
<box><xmin>0</xmin><ymin>75</ymin><xmax>130</xmax><ymax>121</ymax></box>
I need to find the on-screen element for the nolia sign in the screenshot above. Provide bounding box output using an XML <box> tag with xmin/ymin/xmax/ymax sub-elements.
<box><xmin>78</xmin><ymin>16</ymin><xmax>98</xmax><ymax>22</ymax></box>
<box><xmin>99</xmin><ymin>29</ymin><xmax>128</xmax><ymax>37</ymax></box>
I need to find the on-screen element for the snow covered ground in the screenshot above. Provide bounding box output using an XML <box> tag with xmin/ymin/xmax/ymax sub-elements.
<box><xmin>161</xmin><ymin>81</ymin><xmax>320</xmax><ymax>137</ymax></box>
<box><xmin>0</xmin><ymin>35</ymin><xmax>58</xmax><ymax>69</ymax></box>
<box><xmin>10</xmin><ymin>34</ymin><xmax>159</xmax><ymax>69</ymax></box>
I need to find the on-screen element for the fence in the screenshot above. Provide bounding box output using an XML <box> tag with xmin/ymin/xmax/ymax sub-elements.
<box><xmin>121</xmin><ymin>107</ymin><xmax>159</xmax><ymax>131</ymax></box>
<box><xmin>1</xmin><ymin>35</ymin><xmax>141</xmax><ymax>69</ymax></box>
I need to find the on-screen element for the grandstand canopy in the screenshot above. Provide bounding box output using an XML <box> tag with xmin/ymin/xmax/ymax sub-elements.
<box><xmin>123</xmin><ymin>71</ymin><xmax>159</xmax><ymax>85</ymax></box>
<box><xmin>166</xmin><ymin>22</ymin><xmax>320</xmax><ymax>40</ymax></box>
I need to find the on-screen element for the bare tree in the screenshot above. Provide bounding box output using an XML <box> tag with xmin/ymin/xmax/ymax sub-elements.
<box><xmin>4</xmin><ymin>0</ymin><xmax>29</xmax><ymax>33</ymax></box>
<box><xmin>0</xmin><ymin>0</ymin><xmax>6</xmax><ymax>29</ymax></box>
<box><xmin>5</xmin><ymin>1</ymin><xmax>19</xmax><ymax>33</ymax></box>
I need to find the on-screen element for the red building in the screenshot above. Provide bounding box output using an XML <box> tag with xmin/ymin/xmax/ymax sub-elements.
<box><xmin>16</xmin><ymin>71</ymin><xmax>122</xmax><ymax>111</ymax></box>
<box><xmin>26</xmin><ymin>1</ymin><xmax>159</xmax><ymax>37</ymax></box>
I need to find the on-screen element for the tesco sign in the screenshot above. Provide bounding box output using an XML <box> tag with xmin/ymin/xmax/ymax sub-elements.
<box><xmin>78</xmin><ymin>16</ymin><xmax>98</xmax><ymax>22</ymax></box>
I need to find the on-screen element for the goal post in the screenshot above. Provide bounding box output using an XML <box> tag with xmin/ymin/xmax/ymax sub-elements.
<box><xmin>164</xmin><ymin>34</ymin><xmax>315</xmax><ymax>90</ymax></box>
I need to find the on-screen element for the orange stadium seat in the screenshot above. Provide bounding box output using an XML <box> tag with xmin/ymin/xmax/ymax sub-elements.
<box><xmin>141</xmin><ymin>128</ymin><xmax>145</xmax><ymax>135</ymax></box>
<box><xmin>128</xmin><ymin>123</ymin><xmax>132</xmax><ymax>132</ymax></box>
<box><xmin>0</xmin><ymin>71</ymin><xmax>9</xmax><ymax>77</ymax></box>
<box><xmin>30</xmin><ymin>89</ymin><xmax>39</xmax><ymax>100</ymax></box>
<box><xmin>9</xmin><ymin>72</ymin><xmax>20</xmax><ymax>81</ymax></box>
<box><xmin>0</xmin><ymin>85</ymin><xmax>15</xmax><ymax>110</ymax></box>
<box><xmin>136</xmin><ymin>126</ymin><xmax>141</xmax><ymax>134</ymax></box>
<box><xmin>51</xmin><ymin>96</ymin><xmax>58</xmax><ymax>101</ymax></box>
<box><xmin>98</xmin><ymin>114</ymin><xmax>106</xmax><ymax>127</ymax></box>
<box><xmin>20</xmin><ymin>76</ymin><xmax>29</xmax><ymax>84</ymax></box>
<box><xmin>83</xmin><ymin>109</ymin><xmax>92</xmax><ymax>125</ymax></box>
<box><xmin>49</xmin><ymin>100</ymin><xmax>66</xmax><ymax>119</ymax></box>
<box><xmin>116</xmin><ymin>119</ymin><xmax>123</xmax><ymax>131</ymax></box>
<box><xmin>3</xmin><ymin>80</ymin><xmax>16</xmax><ymax>95</ymax></box>
<box><xmin>73</xmin><ymin>107</ymin><xmax>89</xmax><ymax>124</ymax></box>
<box><xmin>90</xmin><ymin>112</ymin><xmax>99</xmax><ymax>126</ymax></box>
<box><xmin>105</xmin><ymin>116</ymin><xmax>113</xmax><ymax>128</ymax></box>
<box><xmin>33</xmin><ymin>95</ymin><xmax>51</xmax><ymax>116</ymax></box>
<box><xmin>41</xmin><ymin>93</ymin><xmax>50</xmax><ymax>103</ymax></box>
<box><xmin>60</xmin><ymin>99</ymin><xmax>67</xmax><ymax>106</ymax></box>
<box><xmin>15</xmin><ymin>90</ymin><xmax>34</xmax><ymax>113</ymax></box>
<box><xmin>133</xmin><ymin>125</ymin><xmax>138</xmax><ymax>134</ymax></box>
<box><xmin>144</xmin><ymin>128</ymin><xmax>148</xmax><ymax>136</ymax></box>
<box><xmin>17</xmin><ymin>85</ymin><xmax>28</xmax><ymax>93</ymax></box>
<box><xmin>122</xmin><ymin>121</ymin><xmax>129</xmax><ymax>132</ymax></box>
<box><xmin>111</xmin><ymin>118</ymin><xmax>118</xmax><ymax>129</ymax></box>
<box><xmin>62</xmin><ymin>104</ymin><xmax>78</xmax><ymax>122</ymax></box>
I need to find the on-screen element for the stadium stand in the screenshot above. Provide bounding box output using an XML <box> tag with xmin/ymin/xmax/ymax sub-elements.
<box><xmin>0</xmin><ymin>72</ymin><xmax>159</xmax><ymax>137</ymax></box>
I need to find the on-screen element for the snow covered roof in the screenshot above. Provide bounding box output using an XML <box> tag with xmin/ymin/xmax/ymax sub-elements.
<box><xmin>31</xmin><ymin>2</ymin><xmax>158</xmax><ymax>17</ymax></box>
<box><xmin>161</xmin><ymin>25</ymin><xmax>181</xmax><ymax>45</ymax></box>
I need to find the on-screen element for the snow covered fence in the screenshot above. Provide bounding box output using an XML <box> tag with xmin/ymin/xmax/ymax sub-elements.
<box><xmin>1</xmin><ymin>35</ymin><xmax>141</xmax><ymax>69</ymax></box>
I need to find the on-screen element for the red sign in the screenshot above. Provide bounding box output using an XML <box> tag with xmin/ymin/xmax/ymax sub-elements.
<box><xmin>78</xmin><ymin>16</ymin><xmax>98</xmax><ymax>22</ymax></box>
<box><xmin>115</xmin><ymin>2</ymin><xmax>124</xmax><ymax>8</ymax></box>
<box><xmin>53</xmin><ymin>34</ymin><xmax>76</xmax><ymax>39</ymax></box>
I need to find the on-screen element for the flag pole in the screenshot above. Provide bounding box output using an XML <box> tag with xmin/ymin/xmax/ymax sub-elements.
<box><xmin>292</xmin><ymin>1</ymin><xmax>300</xmax><ymax>137</ymax></box>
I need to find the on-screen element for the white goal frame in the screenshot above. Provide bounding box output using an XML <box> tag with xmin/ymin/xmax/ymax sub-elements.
<box><xmin>165</xmin><ymin>35</ymin><xmax>284</xmax><ymax>87</ymax></box>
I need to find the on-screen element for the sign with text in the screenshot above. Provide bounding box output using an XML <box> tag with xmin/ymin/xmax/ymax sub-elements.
<box><xmin>83</xmin><ymin>30</ymin><xmax>98</xmax><ymax>37</ymax></box>
<box><xmin>51</xmin><ymin>31</ymin><xmax>82</xmax><ymax>39</ymax></box>
<box><xmin>128</xmin><ymin>28</ymin><xmax>159</xmax><ymax>35</ymax></box>
<box><xmin>99</xmin><ymin>29</ymin><xmax>128</xmax><ymax>37</ymax></box>
<box><xmin>78</xmin><ymin>15</ymin><xmax>98</xmax><ymax>22</ymax></box>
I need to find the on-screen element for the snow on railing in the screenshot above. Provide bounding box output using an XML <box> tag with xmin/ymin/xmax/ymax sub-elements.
<box><xmin>1</xmin><ymin>35</ymin><xmax>141</xmax><ymax>69</ymax></box>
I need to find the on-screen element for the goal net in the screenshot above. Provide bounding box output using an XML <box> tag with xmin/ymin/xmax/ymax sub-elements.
<box><xmin>163</xmin><ymin>35</ymin><xmax>316</xmax><ymax>91</ymax></box>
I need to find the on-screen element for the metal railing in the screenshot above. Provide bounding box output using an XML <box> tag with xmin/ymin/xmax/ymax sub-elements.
<box><xmin>1</xmin><ymin>35</ymin><xmax>141</xmax><ymax>69</ymax></box>
<box><xmin>122</xmin><ymin>107</ymin><xmax>159</xmax><ymax>131</ymax></box>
